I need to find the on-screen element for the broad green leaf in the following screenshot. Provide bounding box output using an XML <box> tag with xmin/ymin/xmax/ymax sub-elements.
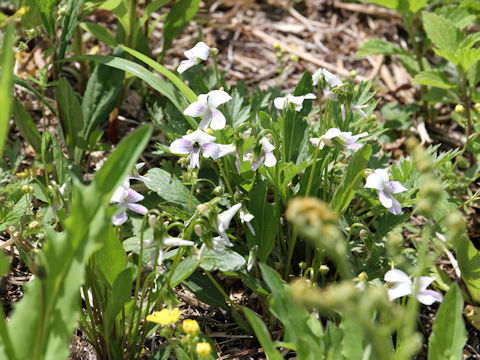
<box><xmin>363</xmin><ymin>0</ymin><xmax>398</xmax><ymax>9</ymax></box>
<box><xmin>413</xmin><ymin>70</ymin><xmax>457</xmax><ymax>89</ymax></box>
<box><xmin>12</xmin><ymin>98</ymin><xmax>41</xmax><ymax>153</ymax></box>
<box><xmin>225</xmin><ymin>90</ymin><xmax>251</xmax><ymax>129</ymax></box>
<box><xmin>452</xmin><ymin>234</ymin><xmax>480</xmax><ymax>303</ymax></box>
<box><xmin>0</xmin><ymin>252</ymin><xmax>8</xmax><ymax>276</ymax></box>
<box><xmin>428</xmin><ymin>284</ymin><xmax>467</xmax><ymax>360</ymax></box>
<box><xmin>459</xmin><ymin>33</ymin><xmax>480</xmax><ymax>51</ymax></box>
<box><xmin>356</xmin><ymin>39</ymin><xmax>409</xmax><ymax>57</ymax></box>
<box><xmin>0</xmin><ymin>24</ymin><xmax>14</xmax><ymax>157</ymax></box>
<box><xmin>423</xmin><ymin>12</ymin><xmax>464</xmax><ymax>52</ymax></box>
<box><xmin>144</xmin><ymin>168</ymin><xmax>199</xmax><ymax>213</ymax></box>
<box><xmin>409</xmin><ymin>0</ymin><xmax>428</xmax><ymax>13</ymax></box>
<box><xmin>341</xmin><ymin>316</ymin><xmax>365</xmax><ymax>360</ymax></box>
<box><xmin>330</xmin><ymin>145</ymin><xmax>372</xmax><ymax>214</ymax></box>
<box><xmin>243</xmin><ymin>308</ymin><xmax>283</xmax><ymax>360</ymax></box>
<box><xmin>456</xmin><ymin>48</ymin><xmax>480</xmax><ymax>73</ymax></box>
<box><xmin>72</xmin><ymin>54</ymin><xmax>196</xmax><ymax>127</ymax></box>
<box><xmin>95</xmin><ymin>228</ymin><xmax>127</xmax><ymax>286</ymax></box>
<box><xmin>247</xmin><ymin>181</ymin><xmax>276</xmax><ymax>262</ymax></box>
<box><xmin>80</xmin><ymin>22</ymin><xmax>116</xmax><ymax>47</ymax></box>
<box><xmin>260</xmin><ymin>264</ymin><xmax>323</xmax><ymax>353</ymax></box>
<box><xmin>140</xmin><ymin>0</ymin><xmax>170</xmax><ymax>25</ymax></box>
<box><xmin>58</xmin><ymin>0</ymin><xmax>84</xmax><ymax>62</ymax></box>
<box><xmin>200</xmin><ymin>248</ymin><xmax>246</xmax><ymax>272</ymax></box>
<box><xmin>81</xmin><ymin>49</ymin><xmax>125</xmax><ymax>140</ymax></box>
<box><xmin>170</xmin><ymin>255</ymin><xmax>200</xmax><ymax>287</ymax></box>
<box><xmin>51</xmin><ymin>132</ymin><xmax>69</xmax><ymax>186</ymax></box>
<box><xmin>119</xmin><ymin>45</ymin><xmax>197</xmax><ymax>103</ymax></box>
<box><xmin>0</xmin><ymin>253</ymin><xmax>16</xmax><ymax>360</ymax></box>
<box><xmin>182</xmin><ymin>271</ymin><xmax>228</xmax><ymax>310</ymax></box>
<box><xmin>436</xmin><ymin>6</ymin><xmax>476</xmax><ymax>30</ymax></box>
<box><xmin>57</xmin><ymin>78</ymin><xmax>84</xmax><ymax>154</ymax></box>
<box><xmin>103</xmin><ymin>268</ymin><xmax>133</xmax><ymax>344</ymax></box>
<box><xmin>6</xmin><ymin>183</ymin><xmax>108</xmax><ymax>360</ymax></box>
<box><xmin>161</xmin><ymin>0</ymin><xmax>201</xmax><ymax>57</ymax></box>
<box><xmin>100</xmin><ymin>0</ymin><xmax>130</xmax><ymax>35</ymax></box>
<box><xmin>33</xmin><ymin>0</ymin><xmax>56</xmax><ymax>34</ymax></box>
<box><xmin>95</xmin><ymin>124</ymin><xmax>152</xmax><ymax>194</ymax></box>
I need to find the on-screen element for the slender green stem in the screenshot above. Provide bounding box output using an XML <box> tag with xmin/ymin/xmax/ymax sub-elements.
<box><xmin>284</xmin><ymin>226</ymin><xmax>298</xmax><ymax>277</ymax></box>
<box><xmin>212</xmin><ymin>54</ymin><xmax>221</xmax><ymax>89</ymax></box>
<box><xmin>204</xmin><ymin>271</ymin><xmax>241</xmax><ymax>311</ymax></box>
<box><xmin>217</xmin><ymin>161</ymin><xmax>234</xmax><ymax>196</ymax></box>
<box><xmin>280</xmin><ymin>108</ymin><xmax>286</xmax><ymax>162</ymax></box>
<box><xmin>32</xmin><ymin>282</ymin><xmax>46</xmax><ymax>360</ymax></box>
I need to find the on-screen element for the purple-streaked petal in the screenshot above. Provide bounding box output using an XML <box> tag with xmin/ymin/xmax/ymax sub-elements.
<box><xmin>183</xmin><ymin>101</ymin><xmax>208</xmax><ymax>117</ymax></box>
<box><xmin>417</xmin><ymin>276</ymin><xmax>435</xmax><ymax>291</ymax></box>
<box><xmin>112</xmin><ymin>210</ymin><xmax>128</xmax><ymax>226</ymax></box>
<box><xmin>243</xmin><ymin>148</ymin><xmax>253</xmax><ymax>161</ymax></box>
<box><xmin>365</xmin><ymin>172</ymin><xmax>386</xmax><ymax>190</ymax></box>
<box><xmin>198</xmin><ymin>110</ymin><xmax>213</xmax><ymax>130</ymax></box>
<box><xmin>209</xmin><ymin>109</ymin><xmax>226</xmax><ymax>130</ymax></box>
<box><xmin>264</xmin><ymin>152</ymin><xmax>277</xmax><ymax>167</ymax></box>
<box><xmin>235</xmin><ymin>156</ymin><xmax>241</xmax><ymax>174</ymax></box>
<box><xmin>177</xmin><ymin>59</ymin><xmax>196</xmax><ymax>74</ymax></box>
<box><xmin>385</xmin><ymin>269</ymin><xmax>411</xmax><ymax>284</ymax></box>
<box><xmin>346</xmin><ymin>143</ymin><xmax>363</xmax><ymax>151</ymax></box>
<box><xmin>183</xmin><ymin>129</ymin><xmax>216</xmax><ymax>144</ymax></box>
<box><xmin>388</xmin><ymin>282</ymin><xmax>413</xmax><ymax>301</ymax></box>
<box><xmin>185</xmin><ymin>42</ymin><xmax>210</xmax><ymax>61</ymax></box>
<box><xmin>389</xmin><ymin>181</ymin><xmax>407</xmax><ymax>194</ymax></box>
<box><xmin>127</xmin><ymin>189</ymin><xmax>144</xmax><ymax>203</ymax></box>
<box><xmin>170</xmin><ymin>139</ymin><xmax>192</xmax><ymax>155</ymax></box>
<box><xmin>189</xmin><ymin>147</ymin><xmax>201</xmax><ymax>168</ymax></box>
<box><xmin>202</xmin><ymin>142</ymin><xmax>220</xmax><ymax>159</ymax></box>
<box><xmin>379</xmin><ymin>190</ymin><xmax>393</xmax><ymax>209</ymax></box>
<box><xmin>417</xmin><ymin>290</ymin><xmax>443</xmax><ymax>305</ymax></box>
<box><xmin>127</xmin><ymin>203</ymin><xmax>148</xmax><ymax>216</ymax></box>
<box><xmin>251</xmin><ymin>156</ymin><xmax>261</xmax><ymax>171</ymax></box>
<box><xmin>207</xmin><ymin>90</ymin><xmax>231</xmax><ymax>108</ymax></box>
<box><xmin>309</xmin><ymin>137</ymin><xmax>320</xmax><ymax>147</ymax></box>
<box><xmin>388</xmin><ymin>197</ymin><xmax>403</xmax><ymax>215</ymax></box>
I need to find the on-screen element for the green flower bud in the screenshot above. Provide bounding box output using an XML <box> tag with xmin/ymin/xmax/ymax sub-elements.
<box><xmin>454</xmin><ymin>104</ymin><xmax>465</xmax><ymax>114</ymax></box>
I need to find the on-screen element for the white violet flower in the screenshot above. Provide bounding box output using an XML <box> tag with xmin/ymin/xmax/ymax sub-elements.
<box><xmin>110</xmin><ymin>179</ymin><xmax>148</xmax><ymax>226</ymax></box>
<box><xmin>170</xmin><ymin>130</ymin><xmax>220</xmax><ymax>169</ymax></box>
<box><xmin>364</xmin><ymin>169</ymin><xmax>407</xmax><ymax>215</ymax></box>
<box><xmin>177</xmin><ymin>42</ymin><xmax>210</xmax><ymax>74</ymax></box>
<box><xmin>312</xmin><ymin>68</ymin><xmax>342</xmax><ymax>97</ymax></box>
<box><xmin>240</xmin><ymin>209</ymin><xmax>255</xmax><ymax>235</ymax></box>
<box><xmin>243</xmin><ymin>137</ymin><xmax>277</xmax><ymax>171</ymax></box>
<box><xmin>273</xmin><ymin>93</ymin><xmax>316</xmax><ymax>112</ymax></box>
<box><xmin>309</xmin><ymin>128</ymin><xmax>368</xmax><ymax>151</ymax></box>
<box><xmin>215</xmin><ymin>203</ymin><xmax>242</xmax><ymax>243</ymax></box>
<box><xmin>384</xmin><ymin>269</ymin><xmax>442</xmax><ymax>305</ymax></box>
<box><xmin>142</xmin><ymin>237</ymin><xmax>194</xmax><ymax>267</ymax></box>
<box><xmin>183</xmin><ymin>90</ymin><xmax>232</xmax><ymax>130</ymax></box>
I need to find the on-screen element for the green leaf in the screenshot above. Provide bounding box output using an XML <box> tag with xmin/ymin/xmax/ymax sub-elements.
<box><xmin>32</xmin><ymin>0</ymin><xmax>56</xmax><ymax>34</ymax></box>
<box><xmin>0</xmin><ymin>252</ymin><xmax>8</xmax><ymax>277</ymax></box>
<box><xmin>95</xmin><ymin>125</ymin><xmax>152</xmax><ymax>194</ymax></box>
<box><xmin>161</xmin><ymin>0</ymin><xmax>201</xmax><ymax>56</ymax></box>
<box><xmin>57</xmin><ymin>77</ymin><xmax>84</xmax><ymax>155</ymax></box>
<box><xmin>58</xmin><ymin>0</ymin><xmax>84</xmax><ymax>62</ymax></box>
<box><xmin>144</xmin><ymin>168</ymin><xmax>199</xmax><ymax>213</ymax></box>
<box><xmin>412</xmin><ymin>70</ymin><xmax>457</xmax><ymax>89</ymax></box>
<box><xmin>341</xmin><ymin>317</ymin><xmax>365</xmax><ymax>360</ymax></box>
<box><xmin>423</xmin><ymin>12</ymin><xmax>464</xmax><ymax>52</ymax></box>
<box><xmin>12</xmin><ymin>98</ymin><xmax>41</xmax><ymax>153</ymax></box>
<box><xmin>356</xmin><ymin>39</ymin><xmax>409</xmax><ymax>57</ymax></box>
<box><xmin>243</xmin><ymin>308</ymin><xmax>283</xmax><ymax>360</ymax></box>
<box><xmin>119</xmin><ymin>45</ymin><xmax>197</xmax><ymax>104</ymax></box>
<box><xmin>452</xmin><ymin>234</ymin><xmax>480</xmax><ymax>303</ymax></box>
<box><xmin>247</xmin><ymin>181</ymin><xmax>276</xmax><ymax>262</ymax></box>
<box><xmin>330</xmin><ymin>145</ymin><xmax>372</xmax><ymax>214</ymax></box>
<box><xmin>72</xmin><ymin>54</ymin><xmax>196</xmax><ymax>127</ymax></box>
<box><xmin>362</xmin><ymin>0</ymin><xmax>398</xmax><ymax>9</ymax></box>
<box><xmin>81</xmin><ymin>49</ymin><xmax>125</xmax><ymax>140</ymax></box>
<box><xmin>80</xmin><ymin>22</ymin><xmax>116</xmax><ymax>47</ymax></box>
<box><xmin>408</xmin><ymin>0</ymin><xmax>428</xmax><ymax>13</ymax></box>
<box><xmin>182</xmin><ymin>271</ymin><xmax>228</xmax><ymax>310</ymax></box>
<box><xmin>13</xmin><ymin>75</ymin><xmax>57</xmax><ymax>116</ymax></box>
<box><xmin>200</xmin><ymin>248</ymin><xmax>246</xmax><ymax>272</ymax></box>
<box><xmin>95</xmin><ymin>228</ymin><xmax>127</xmax><ymax>286</ymax></box>
<box><xmin>436</xmin><ymin>6</ymin><xmax>476</xmax><ymax>30</ymax></box>
<box><xmin>140</xmin><ymin>0</ymin><xmax>170</xmax><ymax>26</ymax></box>
<box><xmin>103</xmin><ymin>268</ymin><xmax>133</xmax><ymax>343</ymax></box>
<box><xmin>428</xmin><ymin>284</ymin><xmax>467</xmax><ymax>360</ymax></box>
<box><xmin>0</xmin><ymin>24</ymin><xmax>14</xmax><ymax>157</ymax></box>
<box><xmin>100</xmin><ymin>0</ymin><xmax>130</xmax><ymax>35</ymax></box>
<box><xmin>224</xmin><ymin>90</ymin><xmax>251</xmax><ymax>129</ymax></box>
<box><xmin>170</xmin><ymin>255</ymin><xmax>200</xmax><ymax>287</ymax></box>
<box><xmin>456</xmin><ymin>48</ymin><xmax>480</xmax><ymax>73</ymax></box>
<box><xmin>51</xmin><ymin>132</ymin><xmax>69</xmax><ymax>186</ymax></box>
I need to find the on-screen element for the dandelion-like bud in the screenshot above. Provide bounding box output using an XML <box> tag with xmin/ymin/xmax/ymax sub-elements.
<box><xmin>182</xmin><ymin>319</ymin><xmax>200</xmax><ymax>336</ymax></box>
<box><xmin>454</xmin><ymin>104</ymin><xmax>465</xmax><ymax>114</ymax></box>
<box><xmin>196</xmin><ymin>342</ymin><xmax>212</xmax><ymax>357</ymax></box>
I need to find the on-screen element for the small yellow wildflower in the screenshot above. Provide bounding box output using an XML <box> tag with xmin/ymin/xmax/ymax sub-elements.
<box><xmin>146</xmin><ymin>308</ymin><xmax>181</xmax><ymax>326</ymax></box>
<box><xmin>196</xmin><ymin>342</ymin><xmax>212</xmax><ymax>357</ymax></box>
<box><xmin>182</xmin><ymin>319</ymin><xmax>200</xmax><ymax>336</ymax></box>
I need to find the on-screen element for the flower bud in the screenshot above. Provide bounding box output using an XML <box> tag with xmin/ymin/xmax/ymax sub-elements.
<box><xmin>148</xmin><ymin>214</ymin><xmax>157</xmax><ymax>229</ymax></box>
<box><xmin>319</xmin><ymin>264</ymin><xmax>329</xmax><ymax>274</ymax></box>
<box><xmin>350</xmin><ymin>70</ymin><xmax>357</xmax><ymax>79</ymax></box>
<box><xmin>454</xmin><ymin>104</ymin><xmax>465</xmax><ymax>114</ymax></box>
<box><xmin>474</xmin><ymin>103</ymin><xmax>480</xmax><ymax>112</ymax></box>
<box><xmin>182</xmin><ymin>319</ymin><xmax>200</xmax><ymax>336</ymax></box>
<box><xmin>213</xmin><ymin>186</ymin><xmax>223</xmax><ymax>196</ymax></box>
<box><xmin>29</xmin><ymin>221</ymin><xmax>40</xmax><ymax>230</ymax></box>
<box><xmin>194</xmin><ymin>224</ymin><xmax>203</xmax><ymax>237</ymax></box>
<box><xmin>210</xmin><ymin>48</ymin><xmax>219</xmax><ymax>56</ymax></box>
<box><xmin>206</xmin><ymin>128</ymin><xmax>214</xmax><ymax>135</ymax></box>
<box><xmin>273</xmin><ymin>42</ymin><xmax>281</xmax><ymax>51</ymax></box>
<box><xmin>196</xmin><ymin>342</ymin><xmax>212</xmax><ymax>357</ymax></box>
<box><xmin>359</xmin><ymin>229</ymin><xmax>368</xmax><ymax>240</ymax></box>
<box><xmin>290</xmin><ymin>54</ymin><xmax>299</xmax><ymax>63</ymax></box>
<box><xmin>21</xmin><ymin>184</ymin><xmax>34</xmax><ymax>194</ymax></box>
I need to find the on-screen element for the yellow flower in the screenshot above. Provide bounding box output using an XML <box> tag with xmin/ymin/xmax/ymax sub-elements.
<box><xmin>182</xmin><ymin>319</ymin><xmax>200</xmax><ymax>336</ymax></box>
<box><xmin>146</xmin><ymin>308</ymin><xmax>181</xmax><ymax>325</ymax></box>
<box><xmin>196</xmin><ymin>342</ymin><xmax>212</xmax><ymax>357</ymax></box>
